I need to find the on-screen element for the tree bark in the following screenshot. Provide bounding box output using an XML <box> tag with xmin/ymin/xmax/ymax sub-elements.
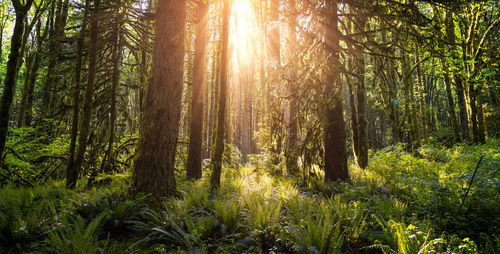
<box><xmin>285</xmin><ymin>0</ymin><xmax>298</xmax><ymax>174</ymax></box>
<box><xmin>41</xmin><ymin>0</ymin><xmax>69</xmax><ymax>117</ymax></box>
<box><xmin>131</xmin><ymin>0</ymin><xmax>186</xmax><ymax>197</ymax></box>
<box><xmin>187</xmin><ymin>1</ymin><xmax>209</xmax><ymax>180</ymax></box>
<box><xmin>66</xmin><ymin>0</ymin><xmax>99</xmax><ymax>188</ymax></box>
<box><xmin>17</xmin><ymin>19</ymin><xmax>47</xmax><ymax>127</ymax></box>
<box><xmin>65</xmin><ymin>0</ymin><xmax>88</xmax><ymax>190</ymax></box>
<box><xmin>210</xmin><ymin>0</ymin><xmax>230</xmax><ymax>190</ymax></box>
<box><xmin>441</xmin><ymin>57</ymin><xmax>461</xmax><ymax>142</ymax></box>
<box><xmin>323</xmin><ymin>1</ymin><xmax>348</xmax><ymax>181</ymax></box>
<box><xmin>104</xmin><ymin>8</ymin><xmax>122</xmax><ymax>173</ymax></box>
<box><xmin>0</xmin><ymin>0</ymin><xmax>34</xmax><ymax>159</ymax></box>
<box><xmin>353</xmin><ymin>14</ymin><xmax>368</xmax><ymax>168</ymax></box>
<box><xmin>455</xmin><ymin>76</ymin><xmax>469</xmax><ymax>141</ymax></box>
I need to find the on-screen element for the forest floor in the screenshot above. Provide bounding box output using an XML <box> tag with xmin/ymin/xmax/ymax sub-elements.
<box><xmin>0</xmin><ymin>140</ymin><xmax>499</xmax><ymax>253</ymax></box>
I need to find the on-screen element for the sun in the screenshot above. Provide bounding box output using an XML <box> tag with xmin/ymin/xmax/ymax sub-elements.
<box><xmin>229</xmin><ymin>0</ymin><xmax>262</xmax><ymax>71</ymax></box>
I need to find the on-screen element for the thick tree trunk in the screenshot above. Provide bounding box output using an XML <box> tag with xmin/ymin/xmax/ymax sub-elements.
<box><xmin>187</xmin><ymin>1</ymin><xmax>209</xmax><ymax>180</ymax></box>
<box><xmin>210</xmin><ymin>0</ymin><xmax>230</xmax><ymax>190</ymax></box>
<box><xmin>66</xmin><ymin>0</ymin><xmax>99</xmax><ymax>188</ymax></box>
<box><xmin>323</xmin><ymin>1</ymin><xmax>348</xmax><ymax>181</ymax></box>
<box><xmin>131</xmin><ymin>0</ymin><xmax>186</xmax><ymax>197</ymax></box>
<box><xmin>0</xmin><ymin>0</ymin><xmax>34</xmax><ymax>159</ymax></box>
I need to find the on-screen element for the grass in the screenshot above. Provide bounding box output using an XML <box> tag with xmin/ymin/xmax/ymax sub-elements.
<box><xmin>0</xmin><ymin>140</ymin><xmax>498</xmax><ymax>253</ymax></box>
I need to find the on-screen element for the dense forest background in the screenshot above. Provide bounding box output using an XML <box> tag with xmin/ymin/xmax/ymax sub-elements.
<box><xmin>0</xmin><ymin>0</ymin><xmax>499</xmax><ymax>253</ymax></box>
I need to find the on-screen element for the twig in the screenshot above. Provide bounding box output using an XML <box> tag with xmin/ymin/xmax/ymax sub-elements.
<box><xmin>458</xmin><ymin>155</ymin><xmax>484</xmax><ymax>212</ymax></box>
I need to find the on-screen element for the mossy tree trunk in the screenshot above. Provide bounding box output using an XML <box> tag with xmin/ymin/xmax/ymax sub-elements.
<box><xmin>65</xmin><ymin>0</ymin><xmax>88</xmax><ymax>189</ymax></box>
<box><xmin>104</xmin><ymin>6</ymin><xmax>123</xmax><ymax>173</ymax></box>
<box><xmin>0</xmin><ymin>0</ymin><xmax>34</xmax><ymax>160</ymax></box>
<box><xmin>131</xmin><ymin>0</ymin><xmax>186</xmax><ymax>197</ymax></box>
<box><xmin>66</xmin><ymin>0</ymin><xmax>99</xmax><ymax>188</ymax></box>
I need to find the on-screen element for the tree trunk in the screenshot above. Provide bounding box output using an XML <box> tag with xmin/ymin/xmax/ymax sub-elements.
<box><xmin>187</xmin><ymin>1</ymin><xmax>209</xmax><ymax>180</ymax></box>
<box><xmin>453</xmin><ymin>76</ymin><xmax>468</xmax><ymax>141</ymax></box>
<box><xmin>65</xmin><ymin>0</ymin><xmax>88</xmax><ymax>190</ymax></box>
<box><xmin>441</xmin><ymin>57</ymin><xmax>461</xmax><ymax>142</ymax></box>
<box><xmin>269</xmin><ymin>0</ymin><xmax>281</xmax><ymax>161</ymax></box>
<box><xmin>353</xmin><ymin>14</ymin><xmax>368</xmax><ymax>168</ymax></box>
<box><xmin>131</xmin><ymin>0</ymin><xmax>186</xmax><ymax>197</ymax></box>
<box><xmin>66</xmin><ymin>0</ymin><xmax>99</xmax><ymax>188</ymax></box>
<box><xmin>41</xmin><ymin>0</ymin><xmax>69</xmax><ymax>117</ymax></box>
<box><xmin>0</xmin><ymin>0</ymin><xmax>34</xmax><ymax>159</ymax></box>
<box><xmin>469</xmin><ymin>82</ymin><xmax>479</xmax><ymax>143</ymax></box>
<box><xmin>17</xmin><ymin>19</ymin><xmax>47</xmax><ymax>127</ymax></box>
<box><xmin>285</xmin><ymin>0</ymin><xmax>298</xmax><ymax>174</ymax></box>
<box><xmin>415</xmin><ymin>45</ymin><xmax>428</xmax><ymax>140</ymax></box>
<box><xmin>476</xmin><ymin>88</ymin><xmax>486</xmax><ymax>143</ymax></box>
<box><xmin>210</xmin><ymin>0</ymin><xmax>230</xmax><ymax>190</ymax></box>
<box><xmin>323</xmin><ymin>1</ymin><xmax>348</xmax><ymax>182</ymax></box>
<box><xmin>104</xmin><ymin>9</ymin><xmax>122</xmax><ymax>173</ymax></box>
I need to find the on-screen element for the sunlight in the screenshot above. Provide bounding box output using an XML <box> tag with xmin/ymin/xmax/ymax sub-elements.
<box><xmin>229</xmin><ymin>0</ymin><xmax>262</xmax><ymax>73</ymax></box>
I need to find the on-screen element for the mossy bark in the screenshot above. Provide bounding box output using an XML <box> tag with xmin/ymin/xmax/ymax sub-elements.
<box><xmin>0</xmin><ymin>0</ymin><xmax>34</xmax><ymax>159</ymax></box>
<box><xmin>67</xmin><ymin>0</ymin><xmax>99</xmax><ymax>188</ymax></box>
<box><xmin>131</xmin><ymin>0</ymin><xmax>186</xmax><ymax>197</ymax></box>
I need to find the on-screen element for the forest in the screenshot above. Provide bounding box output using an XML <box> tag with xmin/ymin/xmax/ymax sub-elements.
<box><xmin>0</xmin><ymin>0</ymin><xmax>499</xmax><ymax>253</ymax></box>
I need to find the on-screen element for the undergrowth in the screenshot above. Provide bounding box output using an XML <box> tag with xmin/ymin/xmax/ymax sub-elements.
<box><xmin>0</xmin><ymin>140</ymin><xmax>498</xmax><ymax>253</ymax></box>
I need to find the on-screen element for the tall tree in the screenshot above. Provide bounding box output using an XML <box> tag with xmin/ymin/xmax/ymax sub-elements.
<box><xmin>66</xmin><ymin>0</ymin><xmax>89</xmax><ymax>188</ymax></box>
<box><xmin>440</xmin><ymin>9</ymin><xmax>461</xmax><ymax>143</ymax></box>
<box><xmin>210</xmin><ymin>0</ymin><xmax>230</xmax><ymax>190</ymax></box>
<box><xmin>187</xmin><ymin>1</ymin><xmax>209</xmax><ymax>180</ymax></box>
<box><xmin>285</xmin><ymin>0</ymin><xmax>298</xmax><ymax>174</ymax></box>
<box><xmin>131</xmin><ymin>0</ymin><xmax>186</xmax><ymax>196</ymax></box>
<box><xmin>0</xmin><ymin>0</ymin><xmax>35</xmax><ymax>159</ymax></box>
<box><xmin>17</xmin><ymin>19</ymin><xmax>47</xmax><ymax>127</ymax></box>
<box><xmin>323</xmin><ymin>1</ymin><xmax>348</xmax><ymax>181</ymax></box>
<box><xmin>66</xmin><ymin>0</ymin><xmax>100</xmax><ymax>188</ymax></box>
<box><xmin>41</xmin><ymin>0</ymin><xmax>70</xmax><ymax>117</ymax></box>
<box><xmin>352</xmin><ymin>13</ymin><xmax>368</xmax><ymax>168</ymax></box>
<box><xmin>103</xmin><ymin>3</ymin><xmax>123</xmax><ymax>172</ymax></box>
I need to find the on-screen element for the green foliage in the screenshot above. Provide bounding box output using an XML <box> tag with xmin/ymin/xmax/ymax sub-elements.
<box><xmin>46</xmin><ymin>213</ymin><xmax>109</xmax><ymax>254</ymax></box>
<box><xmin>0</xmin><ymin>140</ymin><xmax>498</xmax><ymax>253</ymax></box>
<box><xmin>1</xmin><ymin>125</ymin><xmax>69</xmax><ymax>187</ymax></box>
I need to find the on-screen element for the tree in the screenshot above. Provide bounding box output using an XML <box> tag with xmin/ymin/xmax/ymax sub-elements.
<box><xmin>0</xmin><ymin>0</ymin><xmax>35</xmax><ymax>160</ymax></box>
<box><xmin>131</xmin><ymin>0</ymin><xmax>186</xmax><ymax>197</ymax></box>
<box><xmin>67</xmin><ymin>0</ymin><xmax>100</xmax><ymax>188</ymax></box>
<box><xmin>285</xmin><ymin>0</ymin><xmax>298</xmax><ymax>174</ymax></box>
<box><xmin>187</xmin><ymin>1</ymin><xmax>209</xmax><ymax>180</ymax></box>
<box><xmin>323</xmin><ymin>1</ymin><xmax>348</xmax><ymax>181</ymax></box>
<box><xmin>66</xmin><ymin>0</ymin><xmax>89</xmax><ymax>189</ymax></box>
<box><xmin>210</xmin><ymin>0</ymin><xmax>230</xmax><ymax>190</ymax></box>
